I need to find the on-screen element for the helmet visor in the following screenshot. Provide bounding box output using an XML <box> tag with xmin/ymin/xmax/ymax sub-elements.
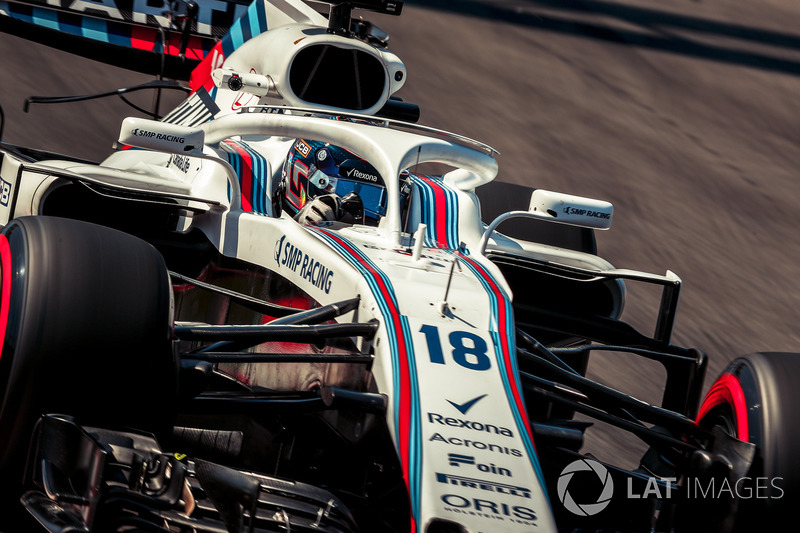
<box><xmin>334</xmin><ymin>179</ymin><xmax>387</xmax><ymax>220</ymax></box>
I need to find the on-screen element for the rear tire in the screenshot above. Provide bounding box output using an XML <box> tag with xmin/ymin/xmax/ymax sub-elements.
<box><xmin>697</xmin><ymin>352</ymin><xmax>800</xmax><ymax>529</ymax></box>
<box><xmin>0</xmin><ymin>216</ymin><xmax>176</xmax><ymax>511</ymax></box>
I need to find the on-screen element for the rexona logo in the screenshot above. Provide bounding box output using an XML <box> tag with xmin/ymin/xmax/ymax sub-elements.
<box><xmin>436</xmin><ymin>472</ymin><xmax>531</xmax><ymax>499</ymax></box>
<box><xmin>130</xmin><ymin>128</ymin><xmax>185</xmax><ymax>144</ymax></box>
<box><xmin>557</xmin><ymin>459</ymin><xmax>614</xmax><ymax>516</ymax></box>
<box><xmin>341</xmin><ymin>163</ymin><xmax>379</xmax><ymax>183</ymax></box>
<box><xmin>440</xmin><ymin>494</ymin><xmax>537</xmax><ymax>524</ymax></box>
<box><xmin>273</xmin><ymin>235</ymin><xmax>334</xmax><ymax>294</ymax></box>
<box><xmin>447</xmin><ymin>394</ymin><xmax>487</xmax><ymax>415</ymax></box>
<box><xmin>427</xmin><ymin>412</ymin><xmax>514</xmax><ymax>437</ymax></box>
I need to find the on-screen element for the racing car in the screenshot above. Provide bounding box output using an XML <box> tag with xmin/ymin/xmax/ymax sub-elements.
<box><xmin>0</xmin><ymin>0</ymin><xmax>797</xmax><ymax>531</ymax></box>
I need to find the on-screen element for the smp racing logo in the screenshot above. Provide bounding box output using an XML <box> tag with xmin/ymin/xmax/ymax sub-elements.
<box><xmin>274</xmin><ymin>236</ymin><xmax>334</xmax><ymax>294</ymax></box>
<box><xmin>130</xmin><ymin>128</ymin><xmax>185</xmax><ymax>144</ymax></box>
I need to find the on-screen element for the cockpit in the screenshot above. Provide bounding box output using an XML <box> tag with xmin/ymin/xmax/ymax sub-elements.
<box><xmin>275</xmin><ymin>138</ymin><xmax>418</xmax><ymax>230</ymax></box>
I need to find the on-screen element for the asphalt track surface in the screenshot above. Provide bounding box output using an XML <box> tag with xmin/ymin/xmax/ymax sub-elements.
<box><xmin>2</xmin><ymin>0</ymin><xmax>800</xmax><ymax>468</ymax></box>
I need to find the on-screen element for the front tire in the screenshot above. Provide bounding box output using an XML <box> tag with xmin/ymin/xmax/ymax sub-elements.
<box><xmin>697</xmin><ymin>352</ymin><xmax>800</xmax><ymax>529</ymax></box>
<box><xmin>0</xmin><ymin>216</ymin><xmax>176</xmax><ymax>511</ymax></box>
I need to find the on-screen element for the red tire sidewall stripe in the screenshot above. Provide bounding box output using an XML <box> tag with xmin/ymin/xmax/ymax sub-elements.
<box><xmin>0</xmin><ymin>235</ymin><xmax>12</xmax><ymax>359</ymax></box>
<box><xmin>696</xmin><ymin>372</ymin><xmax>749</xmax><ymax>440</ymax></box>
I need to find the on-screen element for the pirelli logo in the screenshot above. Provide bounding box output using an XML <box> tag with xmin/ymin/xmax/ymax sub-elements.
<box><xmin>436</xmin><ymin>472</ymin><xmax>531</xmax><ymax>499</ymax></box>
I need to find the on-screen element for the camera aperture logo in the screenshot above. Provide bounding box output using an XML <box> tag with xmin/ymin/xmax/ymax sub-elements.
<box><xmin>557</xmin><ymin>458</ymin><xmax>614</xmax><ymax>516</ymax></box>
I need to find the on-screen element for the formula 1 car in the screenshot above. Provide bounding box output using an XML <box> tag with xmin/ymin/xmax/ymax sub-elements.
<box><xmin>0</xmin><ymin>1</ymin><xmax>797</xmax><ymax>532</ymax></box>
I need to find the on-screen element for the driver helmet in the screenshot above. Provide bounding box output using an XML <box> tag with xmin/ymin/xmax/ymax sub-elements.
<box><xmin>275</xmin><ymin>139</ymin><xmax>387</xmax><ymax>225</ymax></box>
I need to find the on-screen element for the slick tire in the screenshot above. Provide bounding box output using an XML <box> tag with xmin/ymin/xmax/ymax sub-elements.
<box><xmin>0</xmin><ymin>216</ymin><xmax>176</xmax><ymax>510</ymax></box>
<box><xmin>696</xmin><ymin>352</ymin><xmax>800</xmax><ymax>530</ymax></box>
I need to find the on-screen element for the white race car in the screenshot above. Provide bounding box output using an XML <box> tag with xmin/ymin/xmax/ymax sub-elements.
<box><xmin>0</xmin><ymin>1</ymin><xmax>796</xmax><ymax>532</ymax></box>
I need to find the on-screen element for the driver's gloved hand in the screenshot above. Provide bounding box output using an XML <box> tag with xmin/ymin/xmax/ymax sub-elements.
<box><xmin>294</xmin><ymin>194</ymin><xmax>342</xmax><ymax>225</ymax></box>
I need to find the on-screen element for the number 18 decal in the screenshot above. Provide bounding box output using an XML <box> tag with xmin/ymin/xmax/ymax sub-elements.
<box><xmin>420</xmin><ymin>325</ymin><xmax>491</xmax><ymax>371</ymax></box>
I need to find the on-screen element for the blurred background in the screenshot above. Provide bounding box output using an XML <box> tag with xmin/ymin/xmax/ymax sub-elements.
<box><xmin>2</xmin><ymin>0</ymin><xmax>800</xmax><ymax>466</ymax></box>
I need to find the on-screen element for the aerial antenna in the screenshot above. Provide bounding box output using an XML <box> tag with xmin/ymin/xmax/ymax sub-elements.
<box><xmin>325</xmin><ymin>1</ymin><xmax>404</xmax><ymax>35</ymax></box>
<box><xmin>438</xmin><ymin>256</ymin><xmax>461</xmax><ymax>316</ymax></box>
<box><xmin>328</xmin><ymin>3</ymin><xmax>353</xmax><ymax>35</ymax></box>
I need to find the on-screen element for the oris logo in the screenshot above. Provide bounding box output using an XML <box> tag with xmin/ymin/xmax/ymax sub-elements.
<box><xmin>440</xmin><ymin>494</ymin><xmax>537</xmax><ymax>522</ymax></box>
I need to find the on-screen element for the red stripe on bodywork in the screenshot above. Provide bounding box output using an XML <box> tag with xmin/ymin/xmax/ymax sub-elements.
<box><xmin>164</xmin><ymin>34</ymin><xmax>204</xmax><ymax>58</ymax></box>
<box><xmin>225</xmin><ymin>141</ymin><xmax>254</xmax><ymax>212</ymax></box>
<box><xmin>131</xmin><ymin>26</ymin><xmax>157</xmax><ymax>50</ymax></box>
<box><xmin>191</xmin><ymin>42</ymin><xmax>225</xmax><ymax>93</ymax></box>
<box><xmin>130</xmin><ymin>27</ymin><xmax>204</xmax><ymax>59</ymax></box>
<box><xmin>458</xmin><ymin>252</ymin><xmax>538</xmax><ymax>451</ymax></box>
<box><xmin>0</xmin><ymin>235</ymin><xmax>12</xmax><ymax>359</ymax></box>
<box><xmin>696</xmin><ymin>373</ymin><xmax>749</xmax><ymax>440</ymax></box>
<box><xmin>166</xmin><ymin>35</ymin><xmax>181</xmax><ymax>57</ymax></box>
<box><xmin>420</xmin><ymin>176</ymin><xmax>449</xmax><ymax>248</ymax></box>
<box><xmin>183</xmin><ymin>36</ymin><xmax>206</xmax><ymax>61</ymax></box>
<box><xmin>316</xmin><ymin>229</ymin><xmax>414</xmax><ymax>525</ymax></box>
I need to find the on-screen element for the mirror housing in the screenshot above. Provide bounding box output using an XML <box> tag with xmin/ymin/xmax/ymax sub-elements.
<box><xmin>528</xmin><ymin>189</ymin><xmax>613</xmax><ymax>230</ymax></box>
<box><xmin>117</xmin><ymin>118</ymin><xmax>206</xmax><ymax>156</ymax></box>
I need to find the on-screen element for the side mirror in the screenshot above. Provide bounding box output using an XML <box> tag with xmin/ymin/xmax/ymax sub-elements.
<box><xmin>528</xmin><ymin>189</ymin><xmax>613</xmax><ymax>230</ymax></box>
<box><xmin>117</xmin><ymin>118</ymin><xmax>206</xmax><ymax>156</ymax></box>
<box><xmin>116</xmin><ymin>117</ymin><xmax>246</xmax><ymax>212</ymax></box>
<box><xmin>479</xmin><ymin>190</ymin><xmax>613</xmax><ymax>255</ymax></box>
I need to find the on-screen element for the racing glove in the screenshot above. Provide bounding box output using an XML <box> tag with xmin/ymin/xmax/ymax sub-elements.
<box><xmin>294</xmin><ymin>194</ymin><xmax>342</xmax><ymax>225</ymax></box>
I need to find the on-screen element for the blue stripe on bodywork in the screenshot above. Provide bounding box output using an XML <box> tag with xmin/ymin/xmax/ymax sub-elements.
<box><xmin>223</xmin><ymin>139</ymin><xmax>271</xmax><ymax>216</ymax></box>
<box><xmin>0</xmin><ymin>1</ymin><xmax>214</xmax><ymax>56</ymax></box>
<box><xmin>308</xmin><ymin>227</ymin><xmax>423</xmax><ymax>524</ymax></box>
<box><xmin>448</xmin><ymin>250</ymin><xmax>550</xmax><ymax>501</ymax></box>
<box><xmin>31</xmin><ymin>6</ymin><xmax>58</xmax><ymax>30</ymax></box>
<box><xmin>220</xmin><ymin>0</ymin><xmax>269</xmax><ymax>58</ymax></box>
<box><xmin>229</xmin><ymin>20</ymin><xmax>244</xmax><ymax>49</ymax></box>
<box><xmin>81</xmin><ymin>16</ymin><xmax>109</xmax><ymax>42</ymax></box>
<box><xmin>410</xmin><ymin>175</ymin><xmax>461</xmax><ymax>251</ymax></box>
